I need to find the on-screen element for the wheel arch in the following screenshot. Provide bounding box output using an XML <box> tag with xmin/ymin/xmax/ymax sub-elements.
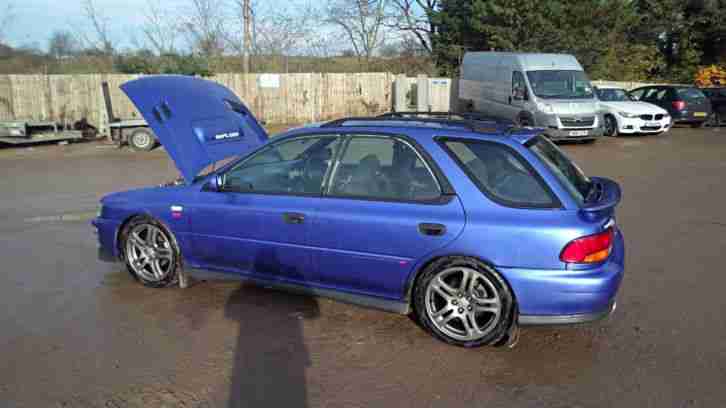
<box><xmin>403</xmin><ymin>253</ymin><xmax>518</xmax><ymax>309</ymax></box>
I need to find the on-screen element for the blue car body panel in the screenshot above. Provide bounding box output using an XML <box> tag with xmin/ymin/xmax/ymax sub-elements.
<box><xmin>121</xmin><ymin>75</ymin><xmax>268</xmax><ymax>183</ymax></box>
<box><xmin>94</xmin><ymin>76</ymin><xmax>625</xmax><ymax>324</ymax></box>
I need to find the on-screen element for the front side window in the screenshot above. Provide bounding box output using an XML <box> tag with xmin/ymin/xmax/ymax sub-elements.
<box><xmin>222</xmin><ymin>135</ymin><xmax>341</xmax><ymax>194</ymax></box>
<box><xmin>329</xmin><ymin>136</ymin><xmax>441</xmax><ymax>201</ymax></box>
<box><xmin>526</xmin><ymin>70</ymin><xmax>594</xmax><ymax>100</ymax></box>
<box><xmin>512</xmin><ymin>71</ymin><xmax>527</xmax><ymax>100</ymax></box>
<box><xmin>442</xmin><ymin>139</ymin><xmax>556</xmax><ymax>207</ymax></box>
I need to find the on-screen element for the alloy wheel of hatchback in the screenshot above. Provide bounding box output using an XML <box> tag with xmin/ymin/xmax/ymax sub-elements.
<box><xmin>421</xmin><ymin>265</ymin><xmax>509</xmax><ymax>344</ymax></box>
<box><xmin>124</xmin><ymin>222</ymin><xmax>176</xmax><ymax>284</ymax></box>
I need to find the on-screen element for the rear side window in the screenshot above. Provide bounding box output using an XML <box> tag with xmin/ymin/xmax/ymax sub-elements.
<box><xmin>442</xmin><ymin>139</ymin><xmax>557</xmax><ymax>208</ymax></box>
<box><xmin>677</xmin><ymin>88</ymin><xmax>707</xmax><ymax>102</ymax></box>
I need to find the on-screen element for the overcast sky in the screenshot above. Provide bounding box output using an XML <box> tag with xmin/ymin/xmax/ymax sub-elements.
<box><xmin>5</xmin><ymin>0</ymin><xmax>301</xmax><ymax>51</ymax></box>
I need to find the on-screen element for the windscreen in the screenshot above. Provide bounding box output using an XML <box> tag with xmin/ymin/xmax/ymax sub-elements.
<box><xmin>596</xmin><ymin>88</ymin><xmax>632</xmax><ymax>102</ymax></box>
<box><xmin>676</xmin><ymin>88</ymin><xmax>707</xmax><ymax>103</ymax></box>
<box><xmin>526</xmin><ymin>70</ymin><xmax>594</xmax><ymax>100</ymax></box>
<box><xmin>527</xmin><ymin>135</ymin><xmax>591</xmax><ymax>205</ymax></box>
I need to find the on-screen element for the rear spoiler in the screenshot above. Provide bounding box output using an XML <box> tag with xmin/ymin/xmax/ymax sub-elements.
<box><xmin>581</xmin><ymin>177</ymin><xmax>621</xmax><ymax>213</ymax></box>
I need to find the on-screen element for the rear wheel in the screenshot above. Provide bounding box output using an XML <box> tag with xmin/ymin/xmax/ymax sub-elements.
<box><xmin>413</xmin><ymin>257</ymin><xmax>516</xmax><ymax>347</ymax></box>
<box><xmin>120</xmin><ymin>216</ymin><xmax>179</xmax><ymax>288</ymax></box>
<box><xmin>128</xmin><ymin>128</ymin><xmax>156</xmax><ymax>151</ymax></box>
<box><xmin>603</xmin><ymin>115</ymin><xmax>618</xmax><ymax>137</ymax></box>
<box><xmin>692</xmin><ymin>120</ymin><xmax>708</xmax><ymax>129</ymax></box>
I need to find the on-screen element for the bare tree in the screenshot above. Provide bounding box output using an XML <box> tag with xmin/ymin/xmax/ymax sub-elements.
<box><xmin>253</xmin><ymin>6</ymin><xmax>319</xmax><ymax>56</ymax></box>
<box><xmin>48</xmin><ymin>30</ymin><xmax>78</xmax><ymax>59</ymax></box>
<box><xmin>78</xmin><ymin>0</ymin><xmax>114</xmax><ymax>54</ymax></box>
<box><xmin>385</xmin><ymin>0</ymin><xmax>438</xmax><ymax>53</ymax></box>
<box><xmin>181</xmin><ymin>0</ymin><xmax>227</xmax><ymax>58</ymax></box>
<box><xmin>142</xmin><ymin>0</ymin><xmax>180</xmax><ymax>55</ymax></box>
<box><xmin>0</xmin><ymin>3</ymin><xmax>15</xmax><ymax>44</ymax></box>
<box><xmin>327</xmin><ymin>0</ymin><xmax>388</xmax><ymax>61</ymax></box>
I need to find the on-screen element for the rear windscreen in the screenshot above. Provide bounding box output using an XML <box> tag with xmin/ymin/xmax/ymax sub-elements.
<box><xmin>677</xmin><ymin>88</ymin><xmax>707</xmax><ymax>102</ymax></box>
<box><xmin>527</xmin><ymin>135</ymin><xmax>591</xmax><ymax>205</ymax></box>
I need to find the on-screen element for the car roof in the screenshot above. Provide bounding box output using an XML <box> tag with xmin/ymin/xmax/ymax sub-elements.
<box><xmin>275</xmin><ymin>113</ymin><xmax>541</xmax><ymax>146</ymax></box>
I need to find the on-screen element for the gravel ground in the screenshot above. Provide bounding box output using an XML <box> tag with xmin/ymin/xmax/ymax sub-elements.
<box><xmin>1</xmin><ymin>126</ymin><xmax>725</xmax><ymax>407</ymax></box>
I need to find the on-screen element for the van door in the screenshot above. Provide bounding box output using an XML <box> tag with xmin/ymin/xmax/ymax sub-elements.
<box><xmin>507</xmin><ymin>71</ymin><xmax>530</xmax><ymax>124</ymax></box>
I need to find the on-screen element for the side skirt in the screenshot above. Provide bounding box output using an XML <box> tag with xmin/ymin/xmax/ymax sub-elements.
<box><xmin>187</xmin><ymin>268</ymin><xmax>411</xmax><ymax>315</ymax></box>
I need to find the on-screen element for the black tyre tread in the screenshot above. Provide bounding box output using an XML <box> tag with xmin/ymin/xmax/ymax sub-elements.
<box><xmin>118</xmin><ymin>215</ymin><xmax>180</xmax><ymax>288</ymax></box>
<box><xmin>412</xmin><ymin>256</ymin><xmax>516</xmax><ymax>348</ymax></box>
<box><xmin>604</xmin><ymin>115</ymin><xmax>618</xmax><ymax>137</ymax></box>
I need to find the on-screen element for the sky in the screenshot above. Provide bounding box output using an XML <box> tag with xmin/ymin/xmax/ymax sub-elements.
<box><xmin>4</xmin><ymin>0</ymin><xmax>301</xmax><ymax>51</ymax></box>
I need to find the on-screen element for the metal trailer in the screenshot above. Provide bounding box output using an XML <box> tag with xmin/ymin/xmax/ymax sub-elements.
<box><xmin>102</xmin><ymin>81</ymin><xmax>159</xmax><ymax>151</ymax></box>
<box><xmin>0</xmin><ymin>120</ymin><xmax>84</xmax><ymax>146</ymax></box>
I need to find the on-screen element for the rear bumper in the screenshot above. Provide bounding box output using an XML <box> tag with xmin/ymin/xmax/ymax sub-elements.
<box><xmin>544</xmin><ymin>127</ymin><xmax>603</xmax><ymax>141</ymax></box>
<box><xmin>92</xmin><ymin>217</ymin><xmax>121</xmax><ymax>262</ymax></box>
<box><xmin>505</xmin><ymin>228</ymin><xmax>625</xmax><ymax>325</ymax></box>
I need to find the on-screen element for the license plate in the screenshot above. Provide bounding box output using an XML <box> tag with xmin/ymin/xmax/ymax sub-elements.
<box><xmin>645</xmin><ymin>122</ymin><xmax>659</xmax><ymax>127</ymax></box>
<box><xmin>694</xmin><ymin>112</ymin><xmax>707</xmax><ymax>117</ymax></box>
<box><xmin>569</xmin><ymin>130</ymin><xmax>589</xmax><ymax>137</ymax></box>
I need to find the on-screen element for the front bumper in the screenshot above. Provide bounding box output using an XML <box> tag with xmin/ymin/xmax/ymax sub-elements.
<box><xmin>505</xmin><ymin>228</ymin><xmax>625</xmax><ymax>325</ymax></box>
<box><xmin>617</xmin><ymin>116</ymin><xmax>671</xmax><ymax>134</ymax></box>
<box><xmin>544</xmin><ymin>127</ymin><xmax>604</xmax><ymax>141</ymax></box>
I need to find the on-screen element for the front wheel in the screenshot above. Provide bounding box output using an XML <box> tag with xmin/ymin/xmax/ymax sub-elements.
<box><xmin>413</xmin><ymin>257</ymin><xmax>516</xmax><ymax>347</ymax></box>
<box><xmin>603</xmin><ymin>115</ymin><xmax>618</xmax><ymax>137</ymax></box>
<box><xmin>120</xmin><ymin>216</ymin><xmax>180</xmax><ymax>288</ymax></box>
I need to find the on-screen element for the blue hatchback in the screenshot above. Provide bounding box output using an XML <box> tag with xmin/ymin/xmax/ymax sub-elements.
<box><xmin>93</xmin><ymin>76</ymin><xmax>624</xmax><ymax>347</ymax></box>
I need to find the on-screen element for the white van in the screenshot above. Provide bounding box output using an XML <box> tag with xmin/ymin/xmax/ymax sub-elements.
<box><xmin>459</xmin><ymin>52</ymin><xmax>604</xmax><ymax>142</ymax></box>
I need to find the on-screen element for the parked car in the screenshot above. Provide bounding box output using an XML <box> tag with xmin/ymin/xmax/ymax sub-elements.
<box><xmin>459</xmin><ymin>52</ymin><xmax>604</xmax><ymax>142</ymax></box>
<box><xmin>629</xmin><ymin>85</ymin><xmax>712</xmax><ymax>127</ymax></box>
<box><xmin>701</xmin><ymin>87</ymin><xmax>726</xmax><ymax>126</ymax></box>
<box><xmin>93</xmin><ymin>76</ymin><xmax>624</xmax><ymax>348</ymax></box>
<box><xmin>594</xmin><ymin>86</ymin><xmax>671</xmax><ymax>136</ymax></box>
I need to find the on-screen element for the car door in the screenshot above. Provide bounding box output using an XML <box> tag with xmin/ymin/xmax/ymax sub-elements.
<box><xmin>508</xmin><ymin>71</ymin><xmax>530</xmax><ymax>123</ymax></box>
<box><xmin>190</xmin><ymin>134</ymin><xmax>343</xmax><ymax>285</ymax></box>
<box><xmin>310</xmin><ymin>134</ymin><xmax>466</xmax><ymax>300</ymax></box>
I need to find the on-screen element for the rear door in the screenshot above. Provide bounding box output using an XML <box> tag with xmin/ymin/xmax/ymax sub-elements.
<box><xmin>310</xmin><ymin>133</ymin><xmax>466</xmax><ymax>300</ymax></box>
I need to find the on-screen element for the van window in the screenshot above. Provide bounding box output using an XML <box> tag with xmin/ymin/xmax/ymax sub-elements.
<box><xmin>526</xmin><ymin>70</ymin><xmax>594</xmax><ymax>100</ymax></box>
<box><xmin>512</xmin><ymin>71</ymin><xmax>527</xmax><ymax>100</ymax></box>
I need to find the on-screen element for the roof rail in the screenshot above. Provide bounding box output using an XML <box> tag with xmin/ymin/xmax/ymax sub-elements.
<box><xmin>320</xmin><ymin>111</ymin><xmax>515</xmax><ymax>133</ymax></box>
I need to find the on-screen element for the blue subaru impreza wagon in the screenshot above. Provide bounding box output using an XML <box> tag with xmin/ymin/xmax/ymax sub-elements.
<box><xmin>93</xmin><ymin>76</ymin><xmax>624</xmax><ymax>347</ymax></box>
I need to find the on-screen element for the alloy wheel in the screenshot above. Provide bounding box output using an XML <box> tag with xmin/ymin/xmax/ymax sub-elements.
<box><xmin>424</xmin><ymin>267</ymin><xmax>503</xmax><ymax>342</ymax></box>
<box><xmin>125</xmin><ymin>223</ymin><xmax>174</xmax><ymax>282</ymax></box>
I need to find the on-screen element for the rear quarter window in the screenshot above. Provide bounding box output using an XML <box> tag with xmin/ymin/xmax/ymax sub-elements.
<box><xmin>677</xmin><ymin>88</ymin><xmax>707</xmax><ymax>102</ymax></box>
<box><xmin>441</xmin><ymin>139</ymin><xmax>558</xmax><ymax>208</ymax></box>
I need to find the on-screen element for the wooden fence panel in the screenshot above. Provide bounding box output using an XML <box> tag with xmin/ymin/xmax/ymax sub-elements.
<box><xmin>0</xmin><ymin>72</ymin><xmax>395</xmax><ymax>131</ymax></box>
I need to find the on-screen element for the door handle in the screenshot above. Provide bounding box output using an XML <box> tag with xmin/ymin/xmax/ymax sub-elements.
<box><xmin>283</xmin><ymin>212</ymin><xmax>305</xmax><ymax>224</ymax></box>
<box><xmin>419</xmin><ymin>223</ymin><xmax>446</xmax><ymax>236</ymax></box>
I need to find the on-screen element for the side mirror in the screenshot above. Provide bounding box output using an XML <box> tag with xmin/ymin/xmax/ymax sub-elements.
<box><xmin>203</xmin><ymin>174</ymin><xmax>224</xmax><ymax>192</ymax></box>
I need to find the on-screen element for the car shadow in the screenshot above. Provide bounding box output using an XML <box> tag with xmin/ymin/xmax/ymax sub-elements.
<box><xmin>224</xmin><ymin>282</ymin><xmax>319</xmax><ymax>408</ymax></box>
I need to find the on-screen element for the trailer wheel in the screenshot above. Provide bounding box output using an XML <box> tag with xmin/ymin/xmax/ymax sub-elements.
<box><xmin>129</xmin><ymin>128</ymin><xmax>156</xmax><ymax>151</ymax></box>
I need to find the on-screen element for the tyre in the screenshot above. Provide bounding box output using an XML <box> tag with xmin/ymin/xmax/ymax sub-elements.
<box><xmin>691</xmin><ymin>120</ymin><xmax>708</xmax><ymax>129</ymax></box>
<box><xmin>517</xmin><ymin>114</ymin><xmax>534</xmax><ymax>127</ymax></box>
<box><xmin>128</xmin><ymin>128</ymin><xmax>156</xmax><ymax>151</ymax></box>
<box><xmin>413</xmin><ymin>257</ymin><xmax>516</xmax><ymax>347</ymax></box>
<box><xmin>119</xmin><ymin>216</ymin><xmax>180</xmax><ymax>288</ymax></box>
<box><xmin>603</xmin><ymin>115</ymin><xmax>618</xmax><ymax>137</ymax></box>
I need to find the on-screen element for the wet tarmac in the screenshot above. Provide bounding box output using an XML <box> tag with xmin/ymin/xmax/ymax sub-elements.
<box><xmin>1</xmin><ymin>127</ymin><xmax>725</xmax><ymax>407</ymax></box>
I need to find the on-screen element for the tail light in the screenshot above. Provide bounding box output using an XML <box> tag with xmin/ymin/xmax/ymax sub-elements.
<box><xmin>560</xmin><ymin>227</ymin><xmax>614</xmax><ymax>264</ymax></box>
<box><xmin>672</xmin><ymin>100</ymin><xmax>686</xmax><ymax>111</ymax></box>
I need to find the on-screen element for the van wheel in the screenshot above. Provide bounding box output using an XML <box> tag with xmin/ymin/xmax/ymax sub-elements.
<box><xmin>517</xmin><ymin>114</ymin><xmax>534</xmax><ymax>127</ymax></box>
<box><xmin>413</xmin><ymin>257</ymin><xmax>516</xmax><ymax>347</ymax></box>
<box><xmin>128</xmin><ymin>128</ymin><xmax>156</xmax><ymax>151</ymax></box>
<box><xmin>604</xmin><ymin>115</ymin><xmax>618</xmax><ymax>137</ymax></box>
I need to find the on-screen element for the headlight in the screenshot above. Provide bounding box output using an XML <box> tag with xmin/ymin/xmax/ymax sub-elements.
<box><xmin>536</xmin><ymin>102</ymin><xmax>555</xmax><ymax>114</ymax></box>
<box><xmin>618</xmin><ymin>111</ymin><xmax>638</xmax><ymax>118</ymax></box>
